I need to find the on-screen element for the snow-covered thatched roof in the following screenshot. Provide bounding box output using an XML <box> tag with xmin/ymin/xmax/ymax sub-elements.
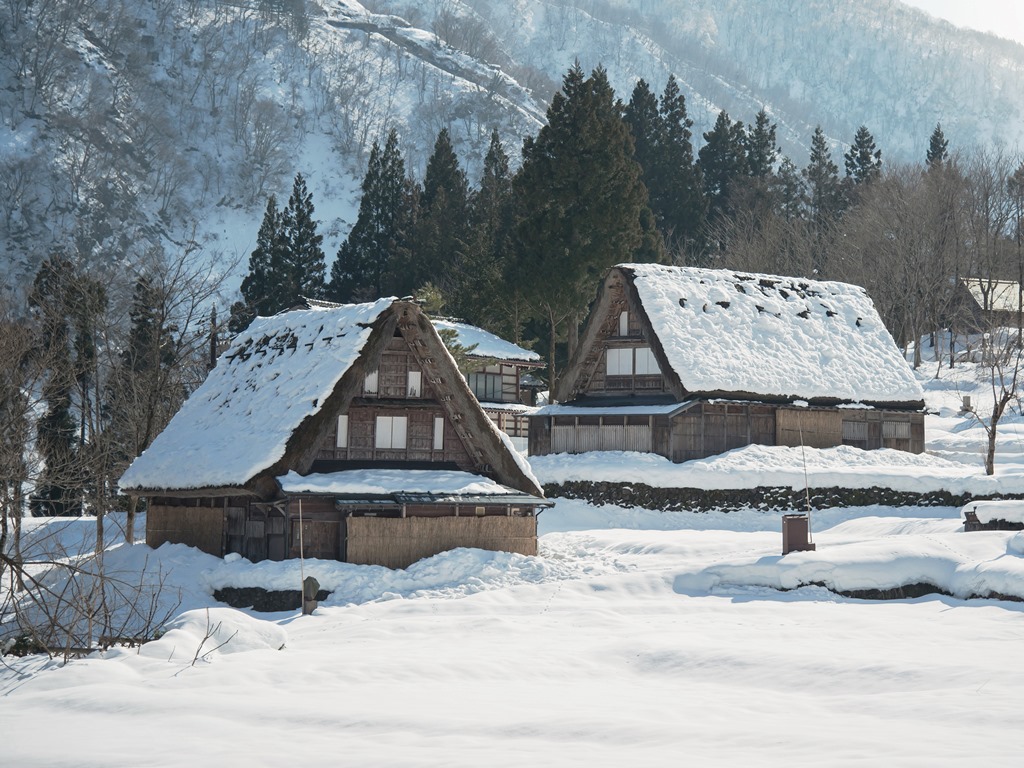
<box><xmin>619</xmin><ymin>264</ymin><xmax>924</xmax><ymax>406</ymax></box>
<box><xmin>120</xmin><ymin>298</ymin><xmax>544</xmax><ymax>498</ymax></box>
<box><xmin>431</xmin><ymin>319</ymin><xmax>541</xmax><ymax>364</ymax></box>
<box><xmin>119</xmin><ymin>299</ymin><xmax>395</xmax><ymax>493</ymax></box>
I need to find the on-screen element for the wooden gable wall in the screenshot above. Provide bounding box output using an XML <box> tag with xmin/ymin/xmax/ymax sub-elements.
<box><xmin>315</xmin><ymin>332</ymin><xmax>474</xmax><ymax>468</ymax></box>
<box><xmin>561</xmin><ymin>271</ymin><xmax>675</xmax><ymax>400</ymax></box>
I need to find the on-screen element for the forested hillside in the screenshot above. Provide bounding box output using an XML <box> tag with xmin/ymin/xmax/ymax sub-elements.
<box><xmin>4</xmin><ymin>0</ymin><xmax>1024</xmax><ymax>292</ymax></box>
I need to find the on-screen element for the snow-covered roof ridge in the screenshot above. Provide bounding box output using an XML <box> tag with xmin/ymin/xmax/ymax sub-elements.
<box><xmin>431</xmin><ymin>318</ymin><xmax>541</xmax><ymax>363</ymax></box>
<box><xmin>119</xmin><ymin>298</ymin><xmax>396</xmax><ymax>492</ymax></box>
<box><xmin>618</xmin><ymin>264</ymin><xmax>924</xmax><ymax>406</ymax></box>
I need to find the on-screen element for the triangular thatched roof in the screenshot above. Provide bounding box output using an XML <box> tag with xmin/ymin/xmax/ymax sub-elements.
<box><xmin>120</xmin><ymin>299</ymin><xmax>542</xmax><ymax>498</ymax></box>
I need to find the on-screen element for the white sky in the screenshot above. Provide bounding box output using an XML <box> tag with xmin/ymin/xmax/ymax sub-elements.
<box><xmin>902</xmin><ymin>0</ymin><xmax>1024</xmax><ymax>46</ymax></box>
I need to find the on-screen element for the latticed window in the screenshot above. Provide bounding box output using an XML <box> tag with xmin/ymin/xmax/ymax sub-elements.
<box><xmin>882</xmin><ymin>421</ymin><xmax>911</xmax><ymax>439</ymax></box>
<box><xmin>467</xmin><ymin>372</ymin><xmax>502</xmax><ymax>401</ymax></box>
<box><xmin>842</xmin><ymin>420</ymin><xmax>868</xmax><ymax>447</ymax></box>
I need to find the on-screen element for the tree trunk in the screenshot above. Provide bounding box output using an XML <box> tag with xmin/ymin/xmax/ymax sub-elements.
<box><xmin>126</xmin><ymin>495</ymin><xmax>138</xmax><ymax>546</ymax></box>
<box><xmin>95</xmin><ymin>508</ymin><xmax>105</xmax><ymax>557</ymax></box>
<box><xmin>985</xmin><ymin>427</ymin><xmax>997</xmax><ymax>476</ymax></box>
<box><xmin>547</xmin><ymin>306</ymin><xmax>558</xmax><ymax>399</ymax></box>
<box><xmin>567</xmin><ymin>313</ymin><xmax>580</xmax><ymax>359</ymax></box>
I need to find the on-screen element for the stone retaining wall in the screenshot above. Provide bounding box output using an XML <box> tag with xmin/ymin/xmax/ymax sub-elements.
<box><xmin>544</xmin><ymin>481</ymin><xmax>1022</xmax><ymax>512</ymax></box>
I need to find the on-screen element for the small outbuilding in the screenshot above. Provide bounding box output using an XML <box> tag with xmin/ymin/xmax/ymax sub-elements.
<box><xmin>432</xmin><ymin>318</ymin><xmax>543</xmax><ymax>449</ymax></box>
<box><xmin>120</xmin><ymin>299</ymin><xmax>549</xmax><ymax>569</ymax></box>
<box><xmin>953</xmin><ymin>277</ymin><xmax>1024</xmax><ymax>333</ymax></box>
<box><xmin>530</xmin><ymin>264</ymin><xmax>926</xmax><ymax>462</ymax></box>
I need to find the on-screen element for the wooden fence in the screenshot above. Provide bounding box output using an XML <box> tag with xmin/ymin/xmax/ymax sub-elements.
<box><xmin>346</xmin><ymin>516</ymin><xmax>537</xmax><ymax>569</ymax></box>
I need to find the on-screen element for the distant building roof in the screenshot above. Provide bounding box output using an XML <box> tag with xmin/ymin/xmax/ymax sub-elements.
<box><xmin>431</xmin><ymin>318</ymin><xmax>541</xmax><ymax>364</ymax></box>
<box><xmin>961</xmin><ymin>278</ymin><xmax>1023</xmax><ymax>314</ymax></box>
<box><xmin>617</xmin><ymin>264</ymin><xmax>924</xmax><ymax>406</ymax></box>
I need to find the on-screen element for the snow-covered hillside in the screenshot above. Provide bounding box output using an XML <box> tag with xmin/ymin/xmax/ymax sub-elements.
<box><xmin>4</xmin><ymin>0</ymin><xmax>1024</xmax><ymax>292</ymax></box>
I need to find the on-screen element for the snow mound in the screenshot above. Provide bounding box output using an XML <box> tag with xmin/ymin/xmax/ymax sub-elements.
<box><xmin>139</xmin><ymin>608</ymin><xmax>287</xmax><ymax>663</ymax></box>
<box><xmin>672</xmin><ymin>529</ymin><xmax>1024</xmax><ymax>601</ymax></box>
<box><xmin>202</xmin><ymin>546</ymin><xmax>600</xmax><ymax>607</ymax></box>
<box><xmin>530</xmin><ymin>445</ymin><xmax>1024</xmax><ymax>495</ymax></box>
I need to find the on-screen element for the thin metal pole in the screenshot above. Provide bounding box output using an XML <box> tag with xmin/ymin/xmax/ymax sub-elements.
<box><xmin>798</xmin><ymin>411</ymin><xmax>813</xmax><ymax>544</ymax></box>
<box><xmin>298</xmin><ymin>498</ymin><xmax>306</xmax><ymax>591</ymax></box>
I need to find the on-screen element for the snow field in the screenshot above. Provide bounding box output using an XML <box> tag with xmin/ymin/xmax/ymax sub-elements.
<box><xmin>4</xmin><ymin>354</ymin><xmax>1024</xmax><ymax>764</ymax></box>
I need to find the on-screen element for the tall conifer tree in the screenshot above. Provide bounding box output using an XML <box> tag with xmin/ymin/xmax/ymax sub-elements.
<box><xmin>656</xmin><ymin>75</ymin><xmax>704</xmax><ymax>258</ymax></box>
<box><xmin>457</xmin><ymin>130</ymin><xmax>515</xmax><ymax>327</ymax></box>
<box><xmin>414</xmin><ymin>128</ymin><xmax>470</xmax><ymax>294</ymax></box>
<box><xmin>235</xmin><ymin>194</ymin><xmax>283</xmax><ymax>330</ymax></box>
<box><xmin>280</xmin><ymin>172</ymin><xmax>326</xmax><ymax>302</ymax></box>
<box><xmin>330</xmin><ymin>130</ymin><xmax>412</xmax><ymax>301</ymax></box>
<box><xmin>926</xmin><ymin>123</ymin><xmax>950</xmax><ymax>170</ymax></box>
<box><xmin>844</xmin><ymin>125</ymin><xmax>882</xmax><ymax>185</ymax></box>
<box><xmin>514</xmin><ymin>63</ymin><xmax>660</xmax><ymax>385</ymax></box>
<box><xmin>698</xmin><ymin>110</ymin><xmax>747</xmax><ymax>251</ymax></box>
<box><xmin>803</xmin><ymin>126</ymin><xmax>845</xmax><ymax>273</ymax></box>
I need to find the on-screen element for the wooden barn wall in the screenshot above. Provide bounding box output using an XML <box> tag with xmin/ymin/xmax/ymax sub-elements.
<box><xmin>529</xmin><ymin>414</ymin><xmax>552</xmax><ymax>456</ymax></box>
<box><xmin>776</xmin><ymin>408</ymin><xmax>842</xmax><ymax>449</ymax></box>
<box><xmin>346</xmin><ymin>516</ymin><xmax>537</xmax><ymax>570</ymax></box>
<box><xmin>286</xmin><ymin>497</ymin><xmax>341</xmax><ymax>561</ymax></box>
<box><xmin>670</xmin><ymin>403</ymin><xmax>776</xmax><ymax>462</ymax></box>
<box><xmin>146</xmin><ymin>503</ymin><xmax>226</xmax><ymax>556</ymax></box>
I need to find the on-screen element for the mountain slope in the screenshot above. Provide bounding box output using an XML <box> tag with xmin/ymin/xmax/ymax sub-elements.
<box><xmin>3</xmin><ymin>0</ymin><xmax>1024</xmax><ymax>292</ymax></box>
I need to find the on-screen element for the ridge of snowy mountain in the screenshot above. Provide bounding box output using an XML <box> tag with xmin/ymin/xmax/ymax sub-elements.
<box><xmin>3</xmin><ymin>0</ymin><xmax>1024</xmax><ymax>290</ymax></box>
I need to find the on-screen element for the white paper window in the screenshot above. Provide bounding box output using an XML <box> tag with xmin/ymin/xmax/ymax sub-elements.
<box><xmin>618</xmin><ymin>310</ymin><xmax>629</xmax><ymax>336</ymax></box>
<box><xmin>364</xmin><ymin>369</ymin><xmax>379</xmax><ymax>395</ymax></box>
<box><xmin>336</xmin><ymin>415</ymin><xmax>349</xmax><ymax>448</ymax></box>
<box><xmin>375</xmin><ymin>415</ymin><xmax>407</xmax><ymax>449</ymax></box>
<box><xmin>433</xmin><ymin>417</ymin><xmax>445</xmax><ymax>450</ymax></box>
<box><xmin>606</xmin><ymin>347</ymin><xmax>633</xmax><ymax>376</ymax></box>
<box><xmin>635</xmin><ymin>347</ymin><xmax>660</xmax><ymax>375</ymax></box>
<box><xmin>407</xmin><ymin>370</ymin><xmax>422</xmax><ymax>397</ymax></box>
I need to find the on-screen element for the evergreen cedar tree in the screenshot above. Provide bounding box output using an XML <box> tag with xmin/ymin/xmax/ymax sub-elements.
<box><xmin>625</xmin><ymin>75</ymin><xmax>705</xmax><ymax>258</ymax></box>
<box><xmin>927</xmin><ymin>123</ymin><xmax>949</xmax><ymax>169</ymax></box>
<box><xmin>514</xmin><ymin>62</ymin><xmax>663</xmax><ymax>385</ymax></box>
<box><xmin>329</xmin><ymin>129</ymin><xmax>413</xmax><ymax>303</ymax></box>
<box><xmin>414</xmin><ymin>127</ymin><xmax>471</xmax><ymax>296</ymax></box>
<box><xmin>460</xmin><ymin>130</ymin><xmax>516</xmax><ymax>328</ymax></box>
<box><xmin>804</xmin><ymin>125</ymin><xmax>846</xmax><ymax>225</ymax></box>
<box><xmin>698</xmin><ymin>110</ymin><xmax>748</xmax><ymax>231</ymax></box>
<box><xmin>233</xmin><ymin>173</ymin><xmax>326</xmax><ymax>331</ymax></box>
<box><xmin>844</xmin><ymin>125</ymin><xmax>883</xmax><ymax>185</ymax></box>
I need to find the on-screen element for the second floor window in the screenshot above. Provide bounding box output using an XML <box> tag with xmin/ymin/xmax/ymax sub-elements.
<box><xmin>467</xmin><ymin>371</ymin><xmax>503</xmax><ymax>401</ymax></box>
<box><xmin>364</xmin><ymin>370</ymin><xmax>379</xmax><ymax>395</ymax></box>
<box><xmin>375</xmin><ymin>415</ymin><xmax>408</xmax><ymax>449</ymax></box>
<box><xmin>606</xmin><ymin>346</ymin><xmax>660</xmax><ymax>376</ymax></box>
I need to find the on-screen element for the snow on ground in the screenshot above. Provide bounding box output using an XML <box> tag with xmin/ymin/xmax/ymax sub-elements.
<box><xmin>4</xmin><ymin>349</ymin><xmax>1024</xmax><ymax>765</ymax></box>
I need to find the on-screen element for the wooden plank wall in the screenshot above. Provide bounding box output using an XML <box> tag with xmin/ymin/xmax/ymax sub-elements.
<box><xmin>346</xmin><ymin>516</ymin><xmax>537</xmax><ymax>569</ymax></box>
<box><xmin>670</xmin><ymin>403</ymin><xmax>775</xmax><ymax>461</ymax></box>
<box><xmin>147</xmin><ymin>504</ymin><xmax>225</xmax><ymax>556</ymax></box>
<box><xmin>776</xmin><ymin>408</ymin><xmax>842</xmax><ymax>449</ymax></box>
